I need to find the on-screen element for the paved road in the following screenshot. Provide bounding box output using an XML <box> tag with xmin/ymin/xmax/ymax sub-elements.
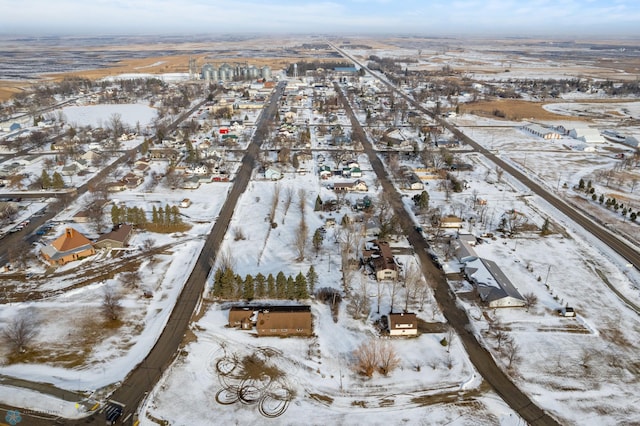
<box><xmin>0</xmin><ymin>97</ymin><xmax>216</xmax><ymax>424</ymax></box>
<box><xmin>331</xmin><ymin>42</ymin><xmax>640</xmax><ymax>272</ymax></box>
<box><xmin>60</xmin><ymin>81</ymin><xmax>285</xmax><ymax>425</ymax></box>
<box><xmin>333</xmin><ymin>76</ymin><xmax>560</xmax><ymax>426</ymax></box>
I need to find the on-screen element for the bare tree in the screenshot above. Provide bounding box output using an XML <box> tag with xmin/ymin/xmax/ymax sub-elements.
<box><xmin>388</xmin><ymin>275</ymin><xmax>401</xmax><ymax>314</ymax></box>
<box><xmin>377</xmin><ymin>340</ymin><xmax>401</xmax><ymax>376</ymax></box>
<box><xmin>523</xmin><ymin>292</ymin><xmax>538</xmax><ymax>312</ymax></box>
<box><xmin>298</xmin><ymin>188</ymin><xmax>307</xmax><ymax>215</ymax></box>
<box><xmin>495</xmin><ymin>166</ymin><xmax>504</xmax><ymax>183</ymax></box>
<box><xmin>293</xmin><ymin>217</ymin><xmax>308</xmax><ymax>261</ymax></box>
<box><xmin>218</xmin><ymin>248</ymin><xmax>236</xmax><ymax>274</ymax></box>
<box><xmin>141</xmin><ymin>237</ymin><xmax>156</xmax><ymax>252</ymax></box>
<box><xmin>102</xmin><ymin>285</ymin><xmax>123</xmax><ymax>321</ymax></box>
<box><xmin>282</xmin><ymin>186</ymin><xmax>294</xmax><ymax>223</ymax></box>
<box><xmin>403</xmin><ymin>263</ymin><xmax>421</xmax><ymax>312</ymax></box>
<box><xmin>491</xmin><ymin>328</ymin><xmax>509</xmax><ymax>351</ymax></box>
<box><xmin>504</xmin><ymin>338</ymin><xmax>520</xmax><ymax>369</ymax></box>
<box><xmin>121</xmin><ymin>271</ymin><xmax>141</xmax><ymax>289</ymax></box>
<box><xmin>270</xmin><ymin>183</ymin><xmax>281</xmax><ymax>223</ymax></box>
<box><xmin>353</xmin><ymin>339</ymin><xmax>379</xmax><ymax>377</ymax></box>
<box><xmin>349</xmin><ymin>275</ymin><xmax>371</xmax><ymax>320</ymax></box>
<box><xmin>2</xmin><ymin>311</ymin><xmax>39</xmax><ymax>353</ymax></box>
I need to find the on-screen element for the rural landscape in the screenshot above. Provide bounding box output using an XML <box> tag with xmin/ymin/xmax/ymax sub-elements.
<box><xmin>0</xmin><ymin>31</ymin><xmax>640</xmax><ymax>426</ymax></box>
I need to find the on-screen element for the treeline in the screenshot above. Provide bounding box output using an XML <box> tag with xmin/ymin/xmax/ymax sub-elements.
<box><xmin>111</xmin><ymin>203</ymin><xmax>190</xmax><ymax>232</ymax></box>
<box><xmin>211</xmin><ymin>266</ymin><xmax>318</xmax><ymax>301</ymax></box>
<box><xmin>285</xmin><ymin>61</ymin><xmax>354</xmax><ymax>76</ymax></box>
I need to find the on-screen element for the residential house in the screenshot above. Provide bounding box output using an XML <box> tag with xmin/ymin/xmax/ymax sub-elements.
<box><xmin>441</xmin><ymin>215</ymin><xmax>464</xmax><ymax>229</ymax></box>
<box><xmin>265</xmin><ymin>166</ymin><xmax>283</xmax><ymax>180</ymax></box>
<box><xmin>40</xmin><ymin>227</ymin><xmax>96</xmax><ymax>266</ymax></box>
<box><xmin>454</xmin><ymin>233</ymin><xmax>479</xmax><ymax>264</ymax></box>
<box><xmin>363</xmin><ymin>240</ymin><xmax>398</xmax><ymax>281</ymax></box>
<box><xmin>228</xmin><ymin>307</ymin><xmax>255</xmax><ymax>330</ymax></box>
<box><xmin>251</xmin><ymin>306</ymin><xmax>313</xmax><ymax>336</ymax></box>
<box><xmin>388</xmin><ymin>312</ymin><xmax>418</xmax><ymax>336</ymax></box>
<box><xmin>94</xmin><ymin>224</ymin><xmax>133</xmax><ymax>250</ymax></box>
<box><xmin>334</xmin><ymin>179</ymin><xmax>368</xmax><ymax>193</ymax></box>
<box><xmin>464</xmin><ymin>257</ymin><xmax>526</xmax><ymax>308</ymax></box>
<box><xmin>180</xmin><ymin>198</ymin><xmax>192</xmax><ymax>208</ymax></box>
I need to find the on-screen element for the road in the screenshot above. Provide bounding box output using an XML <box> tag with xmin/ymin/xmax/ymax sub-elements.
<box><xmin>0</xmin><ymin>96</ymin><xmax>217</xmax><ymax>424</ymax></box>
<box><xmin>60</xmin><ymin>81</ymin><xmax>285</xmax><ymax>425</ymax></box>
<box><xmin>333</xmin><ymin>75</ymin><xmax>560</xmax><ymax>425</ymax></box>
<box><xmin>331</xmin><ymin>42</ymin><xmax>640</xmax><ymax>272</ymax></box>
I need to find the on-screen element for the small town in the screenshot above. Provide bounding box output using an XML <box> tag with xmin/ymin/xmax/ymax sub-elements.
<box><xmin>1</xmin><ymin>4</ymin><xmax>640</xmax><ymax>426</ymax></box>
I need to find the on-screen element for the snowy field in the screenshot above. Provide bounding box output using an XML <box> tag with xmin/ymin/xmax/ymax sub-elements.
<box><xmin>61</xmin><ymin>103</ymin><xmax>157</xmax><ymax>128</ymax></box>
<box><xmin>140</xmin><ymin>166</ymin><xmax>523</xmax><ymax>425</ymax></box>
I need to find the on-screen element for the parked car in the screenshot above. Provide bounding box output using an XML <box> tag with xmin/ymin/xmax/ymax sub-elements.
<box><xmin>558</xmin><ymin>307</ymin><xmax>576</xmax><ymax>317</ymax></box>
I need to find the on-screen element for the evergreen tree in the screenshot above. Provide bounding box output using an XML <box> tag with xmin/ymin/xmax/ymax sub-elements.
<box><xmin>276</xmin><ymin>272</ymin><xmax>287</xmax><ymax>299</ymax></box>
<box><xmin>578</xmin><ymin>178</ymin><xmax>585</xmax><ymax>190</ymax></box>
<box><xmin>221</xmin><ymin>268</ymin><xmax>236</xmax><ymax>299</ymax></box>
<box><xmin>314</xmin><ymin>195</ymin><xmax>323</xmax><ymax>211</ymax></box>
<box><xmin>234</xmin><ymin>274</ymin><xmax>244</xmax><ymax>300</ymax></box>
<box><xmin>212</xmin><ymin>268</ymin><xmax>225</xmax><ymax>298</ymax></box>
<box><xmin>52</xmin><ymin>172</ymin><xmax>65</xmax><ymax>189</ymax></box>
<box><xmin>286</xmin><ymin>276</ymin><xmax>296</xmax><ymax>300</ymax></box>
<box><xmin>152</xmin><ymin>205</ymin><xmax>159</xmax><ymax>224</ymax></box>
<box><xmin>243</xmin><ymin>274</ymin><xmax>255</xmax><ymax>301</ymax></box>
<box><xmin>156</xmin><ymin>206</ymin><xmax>164</xmax><ymax>224</ymax></box>
<box><xmin>267</xmin><ymin>273</ymin><xmax>276</xmax><ymax>298</ymax></box>
<box><xmin>171</xmin><ymin>205</ymin><xmax>181</xmax><ymax>224</ymax></box>
<box><xmin>165</xmin><ymin>204</ymin><xmax>172</xmax><ymax>225</ymax></box>
<box><xmin>255</xmin><ymin>273</ymin><xmax>266</xmax><ymax>299</ymax></box>
<box><xmin>41</xmin><ymin>170</ymin><xmax>51</xmax><ymax>189</ymax></box>
<box><xmin>312</xmin><ymin>229</ymin><xmax>323</xmax><ymax>254</ymax></box>
<box><xmin>306</xmin><ymin>265</ymin><xmax>318</xmax><ymax>294</ymax></box>
<box><xmin>111</xmin><ymin>204</ymin><xmax>120</xmax><ymax>225</ymax></box>
<box><xmin>294</xmin><ymin>272</ymin><xmax>309</xmax><ymax>299</ymax></box>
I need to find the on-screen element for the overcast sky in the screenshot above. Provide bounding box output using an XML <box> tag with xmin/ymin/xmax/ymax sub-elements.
<box><xmin>1</xmin><ymin>0</ymin><xmax>639</xmax><ymax>37</ymax></box>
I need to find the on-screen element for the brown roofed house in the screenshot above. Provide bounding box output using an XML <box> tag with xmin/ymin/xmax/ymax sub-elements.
<box><xmin>94</xmin><ymin>224</ymin><xmax>133</xmax><ymax>250</ymax></box>
<box><xmin>256</xmin><ymin>306</ymin><xmax>312</xmax><ymax>337</ymax></box>
<box><xmin>388</xmin><ymin>312</ymin><xmax>418</xmax><ymax>336</ymax></box>
<box><xmin>40</xmin><ymin>227</ymin><xmax>95</xmax><ymax>266</ymax></box>
<box><xmin>228</xmin><ymin>307</ymin><xmax>255</xmax><ymax>330</ymax></box>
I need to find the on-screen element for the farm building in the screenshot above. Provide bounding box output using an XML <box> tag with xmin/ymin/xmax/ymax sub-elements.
<box><xmin>569</xmin><ymin>127</ymin><xmax>605</xmax><ymax>144</ymax></box>
<box><xmin>522</xmin><ymin>124</ymin><xmax>562</xmax><ymax>140</ymax></box>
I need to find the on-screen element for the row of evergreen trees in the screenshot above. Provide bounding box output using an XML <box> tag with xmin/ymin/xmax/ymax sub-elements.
<box><xmin>110</xmin><ymin>204</ymin><xmax>184</xmax><ymax>227</ymax></box>
<box><xmin>211</xmin><ymin>266</ymin><xmax>318</xmax><ymax>301</ymax></box>
<box><xmin>40</xmin><ymin>170</ymin><xmax>65</xmax><ymax>189</ymax></box>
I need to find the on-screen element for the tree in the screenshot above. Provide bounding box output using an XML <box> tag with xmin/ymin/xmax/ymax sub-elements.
<box><xmin>121</xmin><ymin>271</ymin><xmax>141</xmax><ymax>289</ymax></box>
<box><xmin>353</xmin><ymin>339</ymin><xmax>378</xmax><ymax>377</ymax></box>
<box><xmin>276</xmin><ymin>272</ymin><xmax>287</xmax><ymax>299</ymax></box>
<box><xmin>102</xmin><ymin>285</ymin><xmax>123</xmax><ymax>321</ymax></box>
<box><xmin>293</xmin><ymin>217</ymin><xmax>308</xmax><ymax>261</ymax></box>
<box><xmin>243</xmin><ymin>275</ymin><xmax>255</xmax><ymax>301</ymax></box>
<box><xmin>312</xmin><ymin>228</ymin><xmax>323</xmax><ymax>255</ymax></box>
<box><xmin>504</xmin><ymin>339</ymin><xmax>520</xmax><ymax>370</ymax></box>
<box><xmin>523</xmin><ymin>292</ymin><xmax>538</xmax><ymax>312</ymax></box>
<box><xmin>40</xmin><ymin>170</ymin><xmax>51</xmax><ymax>189</ymax></box>
<box><xmin>286</xmin><ymin>276</ymin><xmax>296</xmax><ymax>300</ymax></box>
<box><xmin>254</xmin><ymin>273</ymin><xmax>266</xmax><ymax>299</ymax></box>
<box><xmin>540</xmin><ymin>217</ymin><xmax>551</xmax><ymax>236</ymax></box>
<box><xmin>294</xmin><ymin>272</ymin><xmax>309</xmax><ymax>299</ymax></box>
<box><xmin>267</xmin><ymin>273</ymin><xmax>276</xmax><ymax>298</ymax></box>
<box><xmin>306</xmin><ymin>266</ymin><xmax>318</xmax><ymax>294</ymax></box>
<box><xmin>377</xmin><ymin>340</ymin><xmax>401</xmax><ymax>376</ymax></box>
<box><xmin>2</xmin><ymin>311</ymin><xmax>39</xmax><ymax>353</ymax></box>
<box><xmin>403</xmin><ymin>263</ymin><xmax>422</xmax><ymax>312</ymax></box>
<box><xmin>52</xmin><ymin>172</ymin><xmax>65</xmax><ymax>189</ymax></box>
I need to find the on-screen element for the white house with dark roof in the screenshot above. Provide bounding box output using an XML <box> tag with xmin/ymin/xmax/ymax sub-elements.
<box><xmin>464</xmin><ymin>257</ymin><xmax>526</xmax><ymax>308</ymax></box>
